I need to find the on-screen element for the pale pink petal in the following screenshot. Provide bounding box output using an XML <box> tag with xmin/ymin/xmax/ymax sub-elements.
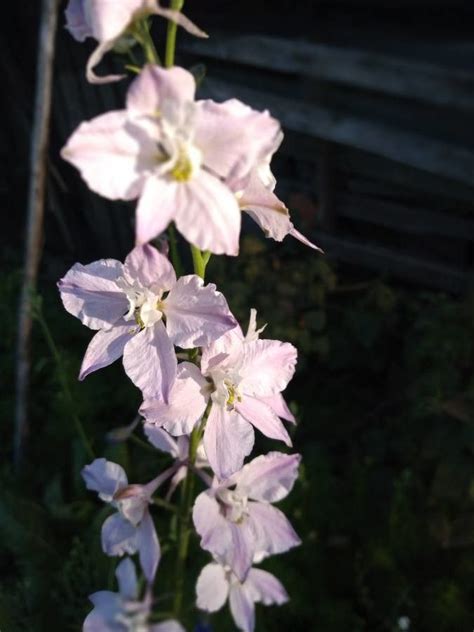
<box><xmin>236</xmin><ymin>397</ymin><xmax>292</xmax><ymax>447</ymax></box>
<box><xmin>140</xmin><ymin>362</ymin><xmax>207</xmax><ymax>435</ymax></box>
<box><xmin>196</xmin><ymin>99</ymin><xmax>281</xmax><ymax>183</ymax></box>
<box><xmin>115</xmin><ymin>557</ymin><xmax>138</xmax><ymax>600</ymax></box>
<box><xmin>61</xmin><ymin>111</ymin><xmax>154</xmax><ymax>200</ymax></box>
<box><xmin>196</xmin><ymin>563</ymin><xmax>229</xmax><ymax>612</ymax></box>
<box><xmin>290</xmin><ymin>227</ymin><xmax>322</xmax><ymax>251</ymax></box>
<box><xmin>65</xmin><ymin>0</ymin><xmax>92</xmax><ymax>41</ymax></box>
<box><xmin>101</xmin><ymin>513</ymin><xmax>139</xmax><ymax>557</ymax></box>
<box><xmin>200</xmin><ymin>327</ymin><xmax>244</xmax><ymax>375</ymax></box>
<box><xmin>135</xmin><ymin>176</ymin><xmax>178</xmax><ymax>246</ymax></box>
<box><xmin>126</xmin><ymin>65</ymin><xmax>196</xmax><ymax>118</ymax></box>
<box><xmin>124</xmin><ymin>244</ymin><xmax>176</xmax><ymax>290</ymax></box>
<box><xmin>144</xmin><ymin>425</ymin><xmax>179</xmax><ymax>456</ymax></box>
<box><xmin>193</xmin><ymin>492</ymin><xmax>232</xmax><ymax>558</ymax></box>
<box><xmin>122</xmin><ymin>323</ymin><xmax>177</xmax><ymax>400</ymax></box>
<box><xmin>235</xmin><ymin>452</ymin><xmax>301</xmax><ymax>504</ymax></box>
<box><xmin>82</xmin><ymin>458</ymin><xmax>127</xmax><ymax>501</ymax></box>
<box><xmin>137</xmin><ymin>511</ymin><xmax>160</xmax><ymax>583</ymax></box>
<box><xmin>240</xmin><ymin>181</ymin><xmax>293</xmax><ymax>242</ymax></box>
<box><xmin>151</xmin><ymin>2</ymin><xmax>208</xmax><ymax>39</ymax></box>
<box><xmin>239</xmin><ymin>339</ymin><xmax>297</xmax><ymax>398</ymax></box>
<box><xmin>79</xmin><ymin>322</ymin><xmax>135</xmax><ymax>380</ymax></box>
<box><xmin>248</xmin><ymin>503</ymin><xmax>301</xmax><ymax>560</ymax></box>
<box><xmin>165</xmin><ymin>275</ymin><xmax>237</xmax><ymax>348</ymax></box>
<box><xmin>86</xmin><ymin>39</ymin><xmax>126</xmax><ymax>84</ymax></box>
<box><xmin>58</xmin><ymin>259</ymin><xmax>127</xmax><ymax>330</ymax></box>
<box><xmin>229</xmin><ymin>583</ymin><xmax>255</xmax><ymax>632</ymax></box>
<box><xmin>259</xmin><ymin>393</ymin><xmax>295</xmax><ymax>424</ymax></box>
<box><xmin>226</xmin><ymin>521</ymin><xmax>255</xmax><ymax>582</ymax></box>
<box><xmin>245</xmin><ymin>568</ymin><xmax>288</xmax><ymax>606</ymax></box>
<box><xmin>86</xmin><ymin>0</ymin><xmax>144</xmax><ymax>42</ymax></box>
<box><xmin>172</xmin><ymin>171</ymin><xmax>241</xmax><ymax>256</ymax></box>
<box><xmin>203</xmin><ymin>407</ymin><xmax>254</xmax><ymax>480</ymax></box>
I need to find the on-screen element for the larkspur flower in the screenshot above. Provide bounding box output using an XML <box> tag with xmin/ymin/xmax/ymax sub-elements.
<box><xmin>65</xmin><ymin>0</ymin><xmax>206</xmax><ymax>83</ymax></box>
<box><xmin>58</xmin><ymin>244</ymin><xmax>236</xmax><ymax>400</ymax></box>
<box><xmin>61</xmin><ymin>65</ymin><xmax>315</xmax><ymax>255</ymax></box>
<box><xmin>196</xmin><ymin>561</ymin><xmax>288</xmax><ymax>632</ymax></box>
<box><xmin>193</xmin><ymin>452</ymin><xmax>301</xmax><ymax>580</ymax></box>
<box><xmin>84</xmin><ymin>557</ymin><xmax>185</xmax><ymax>631</ymax></box>
<box><xmin>141</xmin><ymin>311</ymin><xmax>297</xmax><ymax>479</ymax></box>
<box><xmin>82</xmin><ymin>458</ymin><xmax>178</xmax><ymax>582</ymax></box>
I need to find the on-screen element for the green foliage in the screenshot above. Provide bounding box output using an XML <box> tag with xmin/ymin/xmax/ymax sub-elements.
<box><xmin>1</xmin><ymin>237</ymin><xmax>474</xmax><ymax>630</ymax></box>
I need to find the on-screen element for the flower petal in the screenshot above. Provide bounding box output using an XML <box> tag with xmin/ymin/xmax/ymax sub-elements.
<box><xmin>165</xmin><ymin>275</ymin><xmax>237</xmax><ymax>348</ymax></box>
<box><xmin>58</xmin><ymin>259</ymin><xmax>127</xmax><ymax>330</ymax></box>
<box><xmin>65</xmin><ymin>0</ymin><xmax>92</xmax><ymax>41</ymax></box>
<box><xmin>124</xmin><ymin>244</ymin><xmax>176</xmax><ymax>291</ymax></box>
<box><xmin>127</xmin><ymin>64</ymin><xmax>196</xmax><ymax>118</ymax></box>
<box><xmin>240</xmin><ymin>179</ymin><xmax>293</xmax><ymax>242</ymax></box>
<box><xmin>140</xmin><ymin>362</ymin><xmax>208</xmax><ymax>435</ymax></box>
<box><xmin>123</xmin><ymin>323</ymin><xmax>177</xmax><ymax>400</ymax></box>
<box><xmin>135</xmin><ymin>175</ymin><xmax>179</xmax><ymax>246</ymax></box>
<box><xmin>61</xmin><ymin>110</ymin><xmax>153</xmax><ymax>199</ymax></box>
<box><xmin>239</xmin><ymin>339</ymin><xmax>297</xmax><ymax>398</ymax></box>
<box><xmin>115</xmin><ymin>557</ymin><xmax>138</xmax><ymax>601</ymax></box>
<box><xmin>258</xmin><ymin>393</ymin><xmax>295</xmax><ymax>423</ymax></box>
<box><xmin>245</xmin><ymin>568</ymin><xmax>288</xmax><ymax>606</ymax></box>
<box><xmin>82</xmin><ymin>458</ymin><xmax>128</xmax><ymax>501</ymax></box>
<box><xmin>290</xmin><ymin>226</ymin><xmax>322</xmax><ymax>251</ymax></box>
<box><xmin>144</xmin><ymin>425</ymin><xmax>179</xmax><ymax>456</ymax></box>
<box><xmin>137</xmin><ymin>511</ymin><xmax>160</xmax><ymax>583</ymax></box>
<box><xmin>229</xmin><ymin>582</ymin><xmax>255</xmax><ymax>632</ymax></box>
<box><xmin>196</xmin><ymin>563</ymin><xmax>229</xmax><ymax>612</ymax></box>
<box><xmin>193</xmin><ymin>492</ymin><xmax>231</xmax><ymax>557</ymax></box>
<box><xmin>86</xmin><ymin>39</ymin><xmax>126</xmax><ymax>84</ymax></box>
<box><xmin>101</xmin><ymin>513</ymin><xmax>139</xmax><ymax>557</ymax></box>
<box><xmin>235</xmin><ymin>452</ymin><xmax>301</xmax><ymax>503</ymax></box>
<box><xmin>150</xmin><ymin>621</ymin><xmax>186</xmax><ymax>632</ymax></box>
<box><xmin>248</xmin><ymin>502</ymin><xmax>301</xmax><ymax>560</ymax></box>
<box><xmin>196</xmin><ymin>99</ymin><xmax>281</xmax><ymax>183</ymax></box>
<box><xmin>79</xmin><ymin>321</ymin><xmax>135</xmax><ymax>380</ymax></box>
<box><xmin>86</xmin><ymin>0</ymin><xmax>145</xmax><ymax>42</ymax></box>
<box><xmin>203</xmin><ymin>406</ymin><xmax>254</xmax><ymax>480</ymax></box>
<box><xmin>226</xmin><ymin>521</ymin><xmax>255</xmax><ymax>582</ymax></box>
<box><xmin>236</xmin><ymin>397</ymin><xmax>292</xmax><ymax>446</ymax></box>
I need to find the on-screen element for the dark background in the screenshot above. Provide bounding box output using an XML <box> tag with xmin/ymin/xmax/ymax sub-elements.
<box><xmin>1</xmin><ymin>1</ymin><xmax>474</xmax><ymax>631</ymax></box>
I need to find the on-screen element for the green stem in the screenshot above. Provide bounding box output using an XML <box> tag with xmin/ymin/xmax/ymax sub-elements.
<box><xmin>33</xmin><ymin>303</ymin><xmax>94</xmax><ymax>460</ymax></box>
<box><xmin>165</xmin><ymin>0</ymin><xmax>185</xmax><ymax>68</ymax></box>
<box><xmin>190</xmin><ymin>244</ymin><xmax>207</xmax><ymax>280</ymax></box>
<box><xmin>168</xmin><ymin>223</ymin><xmax>183</xmax><ymax>277</ymax></box>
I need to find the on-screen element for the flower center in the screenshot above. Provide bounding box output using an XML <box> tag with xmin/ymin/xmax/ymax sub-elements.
<box><xmin>169</xmin><ymin>143</ymin><xmax>202</xmax><ymax>182</ymax></box>
<box><xmin>210</xmin><ymin>371</ymin><xmax>242</xmax><ymax>410</ymax></box>
<box><xmin>116</xmin><ymin>277</ymin><xmax>164</xmax><ymax>329</ymax></box>
<box><xmin>217</xmin><ymin>488</ymin><xmax>248</xmax><ymax>524</ymax></box>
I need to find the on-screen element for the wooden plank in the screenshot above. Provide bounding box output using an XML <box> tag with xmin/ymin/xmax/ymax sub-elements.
<box><xmin>184</xmin><ymin>34</ymin><xmax>474</xmax><ymax>111</ymax></box>
<box><xmin>201</xmin><ymin>78</ymin><xmax>474</xmax><ymax>187</ymax></box>
<box><xmin>315</xmin><ymin>232</ymin><xmax>468</xmax><ymax>293</ymax></box>
<box><xmin>335</xmin><ymin>192</ymin><xmax>474</xmax><ymax>241</ymax></box>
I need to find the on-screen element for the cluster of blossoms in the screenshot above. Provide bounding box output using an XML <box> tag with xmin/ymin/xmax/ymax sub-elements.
<box><xmin>61</xmin><ymin>2</ymin><xmax>319</xmax><ymax>630</ymax></box>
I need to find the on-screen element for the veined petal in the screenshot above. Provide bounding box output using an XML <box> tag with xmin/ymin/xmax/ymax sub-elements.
<box><xmin>196</xmin><ymin>99</ymin><xmax>281</xmax><ymax>183</ymax></box>
<box><xmin>259</xmin><ymin>393</ymin><xmax>295</xmax><ymax>423</ymax></box>
<box><xmin>196</xmin><ymin>563</ymin><xmax>229</xmax><ymax>612</ymax></box>
<box><xmin>124</xmin><ymin>244</ymin><xmax>176</xmax><ymax>290</ymax></box>
<box><xmin>193</xmin><ymin>492</ymin><xmax>232</xmax><ymax>558</ymax></box>
<box><xmin>248</xmin><ymin>502</ymin><xmax>301</xmax><ymax>560</ymax></box>
<box><xmin>115</xmin><ymin>557</ymin><xmax>138</xmax><ymax>601</ymax></box>
<box><xmin>144</xmin><ymin>425</ymin><xmax>179</xmax><ymax>456</ymax></box>
<box><xmin>165</xmin><ymin>275</ymin><xmax>236</xmax><ymax>348</ymax></box>
<box><xmin>87</xmin><ymin>0</ymin><xmax>145</xmax><ymax>42</ymax></box>
<box><xmin>137</xmin><ymin>511</ymin><xmax>160</xmax><ymax>583</ymax></box>
<box><xmin>203</xmin><ymin>406</ymin><xmax>254</xmax><ymax>480</ymax></box>
<box><xmin>226</xmin><ymin>521</ymin><xmax>255</xmax><ymax>582</ymax></box>
<box><xmin>200</xmin><ymin>327</ymin><xmax>244</xmax><ymax>376</ymax></box>
<box><xmin>58</xmin><ymin>259</ymin><xmax>126</xmax><ymax>330</ymax></box>
<box><xmin>127</xmin><ymin>64</ymin><xmax>196</xmax><ymax>118</ymax></box>
<box><xmin>245</xmin><ymin>568</ymin><xmax>288</xmax><ymax>606</ymax></box>
<box><xmin>236</xmin><ymin>397</ymin><xmax>292</xmax><ymax>447</ymax></box>
<box><xmin>229</xmin><ymin>582</ymin><xmax>255</xmax><ymax>632</ymax></box>
<box><xmin>235</xmin><ymin>452</ymin><xmax>301</xmax><ymax>504</ymax></box>
<box><xmin>82</xmin><ymin>458</ymin><xmax>128</xmax><ymax>502</ymax></box>
<box><xmin>135</xmin><ymin>176</ymin><xmax>178</xmax><ymax>246</ymax></box>
<box><xmin>101</xmin><ymin>513</ymin><xmax>139</xmax><ymax>557</ymax></box>
<box><xmin>240</xmin><ymin>173</ymin><xmax>292</xmax><ymax>242</ymax></box>
<box><xmin>123</xmin><ymin>323</ymin><xmax>177</xmax><ymax>400</ymax></box>
<box><xmin>61</xmin><ymin>111</ymin><xmax>153</xmax><ymax>199</ymax></box>
<box><xmin>79</xmin><ymin>321</ymin><xmax>135</xmax><ymax>380</ymax></box>
<box><xmin>239</xmin><ymin>339</ymin><xmax>297</xmax><ymax>398</ymax></box>
<box><xmin>140</xmin><ymin>362</ymin><xmax>208</xmax><ymax>435</ymax></box>
<box><xmin>290</xmin><ymin>226</ymin><xmax>322</xmax><ymax>251</ymax></box>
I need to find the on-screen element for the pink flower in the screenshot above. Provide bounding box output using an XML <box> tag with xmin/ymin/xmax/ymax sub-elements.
<box><xmin>193</xmin><ymin>452</ymin><xmax>301</xmax><ymax>580</ymax></box>
<box><xmin>58</xmin><ymin>244</ymin><xmax>236</xmax><ymax>400</ymax></box>
<box><xmin>196</xmin><ymin>561</ymin><xmax>288</xmax><ymax>632</ymax></box>
<box><xmin>141</xmin><ymin>311</ymin><xmax>297</xmax><ymax>479</ymax></box>
<box><xmin>84</xmin><ymin>557</ymin><xmax>185</xmax><ymax>631</ymax></box>
<box><xmin>82</xmin><ymin>458</ymin><xmax>175</xmax><ymax>582</ymax></box>
<box><xmin>65</xmin><ymin>0</ymin><xmax>206</xmax><ymax>84</ymax></box>
<box><xmin>61</xmin><ymin>65</ymin><xmax>282</xmax><ymax>255</ymax></box>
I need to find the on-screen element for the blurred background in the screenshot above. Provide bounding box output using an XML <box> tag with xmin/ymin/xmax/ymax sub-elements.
<box><xmin>1</xmin><ymin>1</ymin><xmax>474</xmax><ymax>630</ymax></box>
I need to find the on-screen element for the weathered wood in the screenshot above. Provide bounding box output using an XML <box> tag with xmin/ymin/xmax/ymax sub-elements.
<box><xmin>184</xmin><ymin>34</ymin><xmax>474</xmax><ymax>111</ymax></box>
<box><xmin>315</xmin><ymin>232</ymin><xmax>468</xmax><ymax>293</ymax></box>
<box><xmin>200</xmin><ymin>78</ymin><xmax>474</xmax><ymax>187</ymax></box>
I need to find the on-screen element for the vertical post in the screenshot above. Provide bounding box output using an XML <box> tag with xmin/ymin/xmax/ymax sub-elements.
<box><xmin>14</xmin><ymin>0</ymin><xmax>61</xmax><ymax>467</ymax></box>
